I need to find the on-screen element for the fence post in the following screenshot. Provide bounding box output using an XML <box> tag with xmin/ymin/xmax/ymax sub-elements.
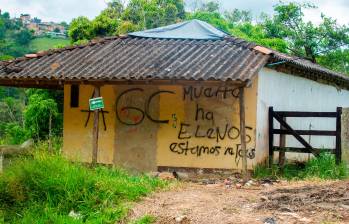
<box><xmin>268</xmin><ymin>107</ymin><xmax>274</xmax><ymax>168</ymax></box>
<box><xmin>279</xmin><ymin>117</ymin><xmax>286</xmax><ymax>169</ymax></box>
<box><xmin>336</xmin><ymin>107</ymin><xmax>342</xmax><ymax>164</ymax></box>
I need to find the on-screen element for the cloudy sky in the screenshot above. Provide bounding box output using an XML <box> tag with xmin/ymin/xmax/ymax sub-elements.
<box><xmin>0</xmin><ymin>0</ymin><xmax>348</xmax><ymax>25</ymax></box>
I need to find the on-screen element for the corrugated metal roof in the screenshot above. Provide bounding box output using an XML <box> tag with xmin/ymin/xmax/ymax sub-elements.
<box><xmin>0</xmin><ymin>36</ymin><xmax>269</xmax><ymax>85</ymax></box>
<box><xmin>1</xmin><ymin>32</ymin><xmax>348</xmax><ymax>89</ymax></box>
<box><xmin>268</xmin><ymin>51</ymin><xmax>349</xmax><ymax>87</ymax></box>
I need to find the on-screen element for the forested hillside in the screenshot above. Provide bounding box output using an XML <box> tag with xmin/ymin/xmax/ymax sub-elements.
<box><xmin>0</xmin><ymin>0</ymin><xmax>348</xmax><ymax>144</ymax></box>
<box><xmin>0</xmin><ymin>12</ymin><xmax>67</xmax><ymax>144</ymax></box>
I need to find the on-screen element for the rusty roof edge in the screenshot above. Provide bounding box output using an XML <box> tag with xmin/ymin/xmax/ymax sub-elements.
<box><xmin>270</xmin><ymin>52</ymin><xmax>349</xmax><ymax>79</ymax></box>
<box><xmin>266</xmin><ymin>53</ymin><xmax>349</xmax><ymax>89</ymax></box>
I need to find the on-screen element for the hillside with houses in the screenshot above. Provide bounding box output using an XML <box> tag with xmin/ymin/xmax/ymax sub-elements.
<box><xmin>19</xmin><ymin>13</ymin><xmax>68</xmax><ymax>38</ymax></box>
<box><xmin>0</xmin><ymin>9</ymin><xmax>70</xmax><ymax>60</ymax></box>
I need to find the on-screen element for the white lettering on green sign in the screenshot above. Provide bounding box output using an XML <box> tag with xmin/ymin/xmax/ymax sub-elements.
<box><xmin>89</xmin><ymin>97</ymin><xmax>104</xmax><ymax>110</ymax></box>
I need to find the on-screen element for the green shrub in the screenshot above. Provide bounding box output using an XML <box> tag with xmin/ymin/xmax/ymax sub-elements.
<box><xmin>253</xmin><ymin>153</ymin><xmax>348</xmax><ymax>180</ymax></box>
<box><xmin>303</xmin><ymin>153</ymin><xmax>347</xmax><ymax>179</ymax></box>
<box><xmin>4</xmin><ymin>122</ymin><xmax>29</xmax><ymax>145</ymax></box>
<box><xmin>0</xmin><ymin>152</ymin><xmax>167</xmax><ymax>223</ymax></box>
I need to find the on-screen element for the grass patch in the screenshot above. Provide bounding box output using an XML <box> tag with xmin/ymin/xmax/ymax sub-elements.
<box><xmin>29</xmin><ymin>37</ymin><xmax>70</xmax><ymax>52</ymax></box>
<box><xmin>131</xmin><ymin>215</ymin><xmax>156</xmax><ymax>224</ymax></box>
<box><xmin>253</xmin><ymin>153</ymin><xmax>348</xmax><ymax>180</ymax></box>
<box><xmin>0</xmin><ymin>151</ymin><xmax>168</xmax><ymax>223</ymax></box>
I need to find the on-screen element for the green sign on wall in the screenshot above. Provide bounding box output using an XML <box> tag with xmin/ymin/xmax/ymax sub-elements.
<box><xmin>89</xmin><ymin>97</ymin><xmax>104</xmax><ymax>111</ymax></box>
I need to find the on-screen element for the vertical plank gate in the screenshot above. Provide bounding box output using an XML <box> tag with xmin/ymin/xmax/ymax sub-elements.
<box><xmin>269</xmin><ymin>107</ymin><xmax>342</xmax><ymax>167</ymax></box>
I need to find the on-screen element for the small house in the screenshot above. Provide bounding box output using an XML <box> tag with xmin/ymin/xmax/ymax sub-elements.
<box><xmin>1</xmin><ymin>20</ymin><xmax>349</xmax><ymax>172</ymax></box>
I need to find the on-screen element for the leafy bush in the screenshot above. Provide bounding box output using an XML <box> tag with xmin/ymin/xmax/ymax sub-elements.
<box><xmin>4</xmin><ymin>122</ymin><xmax>29</xmax><ymax>145</ymax></box>
<box><xmin>253</xmin><ymin>153</ymin><xmax>348</xmax><ymax>180</ymax></box>
<box><xmin>24</xmin><ymin>93</ymin><xmax>61</xmax><ymax>140</ymax></box>
<box><xmin>0</xmin><ymin>152</ymin><xmax>167</xmax><ymax>223</ymax></box>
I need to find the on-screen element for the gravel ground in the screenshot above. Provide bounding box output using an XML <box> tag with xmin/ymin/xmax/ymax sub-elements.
<box><xmin>126</xmin><ymin>180</ymin><xmax>349</xmax><ymax>224</ymax></box>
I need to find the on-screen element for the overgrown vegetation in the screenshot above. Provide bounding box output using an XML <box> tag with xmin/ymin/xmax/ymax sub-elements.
<box><xmin>0</xmin><ymin>88</ymin><xmax>63</xmax><ymax>145</ymax></box>
<box><xmin>0</xmin><ymin>147</ymin><xmax>168</xmax><ymax>223</ymax></box>
<box><xmin>253</xmin><ymin>153</ymin><xmax>348</xmax><ymax>180</ymax></box>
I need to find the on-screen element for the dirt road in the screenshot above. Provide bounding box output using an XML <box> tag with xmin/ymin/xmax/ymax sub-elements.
<box><xmin>128</xmin><ymin>180</ymin><xmax>349</xmax><ymax>224</ymax></box>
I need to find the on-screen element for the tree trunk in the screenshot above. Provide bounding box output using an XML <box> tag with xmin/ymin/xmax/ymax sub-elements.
<box><xmin>305</xmin><ymin>46</ymin><xmax>316</xmax><ymax>63</ymax></box>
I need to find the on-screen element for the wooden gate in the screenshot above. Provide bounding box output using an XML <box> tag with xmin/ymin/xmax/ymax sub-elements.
<box><xmin>269</xmin><ymin>107</ymin><xmax>342</xmax><ymax>167</ymax></box>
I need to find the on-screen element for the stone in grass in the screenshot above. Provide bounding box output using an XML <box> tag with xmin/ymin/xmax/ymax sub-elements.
<box><xmin>68</xmin><ymin>210</ymin><xmax>82</xmax><ymax>220</ymax></box>
<box><xmin>175</xmin><ymin>215</ymin><xmax>188</xmax><ymax>223</ymax></box>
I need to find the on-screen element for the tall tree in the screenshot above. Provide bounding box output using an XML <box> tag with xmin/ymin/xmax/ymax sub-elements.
<box><xmin>263</xmin><ymin>2</ymin><xmax>349</xmax><ymax>62</ymax></box>
<box><xmin>317</xmin><ymin>49</ymin><xmax>349</xmax><ymax>74</ymax></box>
<box><xmin>231</xmin><ymin>23</ymin><xmax>288</xmax><ymax>53</ymax></box>
<box><xmin>92</xmin><ymin>0</ymin><xmax>123</xmax><ymax>36</ymax></box>
<box><xmin>224</xmin><ymin>9</ymin><xmax>252</xmax><ymax>27</ymax></box>
<box><xmin>68</xmin><ymin>16</ymin><xmax>93</xmax><ymax>42</ymax></box>
<box><xmin>122</xmin><ymin>0</ymin><xmax>185</xmax><ymax>29</ymax></box>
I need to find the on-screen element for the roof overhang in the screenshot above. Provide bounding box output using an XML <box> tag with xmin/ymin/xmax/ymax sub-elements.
<box><xmin>0</xmin><ymin>35</ymin><xmax>270</xmax><ymax>89</ymax></box>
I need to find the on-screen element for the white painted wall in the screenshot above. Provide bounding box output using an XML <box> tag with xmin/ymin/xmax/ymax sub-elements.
<box><xmin>255</xmin><ymin>68</ymin><xmax>349</xmax><ymax>163</ymax></box>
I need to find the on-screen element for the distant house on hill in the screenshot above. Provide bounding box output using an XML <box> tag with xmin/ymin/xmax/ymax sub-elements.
<box><xmin>19</xmin><ymin>14</ymin><xmax>31</xmax><ymax>25</ymax></box>
<box><xmin>0</xmin><ymin>20</ymin><xmax>348</xmax><ymax>172</ymax></box>
<box><xmin>19</xmin><ymin>14</ymin><xmax>67</xmax><ymax>37</ymax></box>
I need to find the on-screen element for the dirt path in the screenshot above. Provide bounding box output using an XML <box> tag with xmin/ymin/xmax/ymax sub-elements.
<box><xmin>128</xmin><ymin>180</ymin><xmax>349</xmax><ymax>224</ymax></box>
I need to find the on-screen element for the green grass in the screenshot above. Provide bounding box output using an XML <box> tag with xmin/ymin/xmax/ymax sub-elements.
<box><xmin>0</xmin><ymin>151</ymin><xmax>168</xmax><ymax>223</ymax></box>
<box><xmin>131</xmin><ymin>215</ymin><xmax>156</xmax><ymax>224</ymax></box>
<box><xmin>253</xmin><ymin>153</ymin><xmax>348</xmax><ymax>180</ymax></box>
<box><xmin>29</xmin><ymin>37</ymin><xmax>70</xmax><ymax>52</ymax></box>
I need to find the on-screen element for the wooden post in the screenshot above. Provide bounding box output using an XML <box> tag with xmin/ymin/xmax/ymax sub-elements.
<box><xmin>268</xmin><ymin>107</ymin><xmax>274</xmax><ymax>168</ymax></box>
<box><xmin>239</xmin><ymin>87</ymin><xmax>248</xmax><ymax>182</ymax></box>
<box><xmin>92</xmin><ymin>86</ymin><xmax>101</xmax><ymax>165</ymax></box>
<box><xmin>278</xmin><ymin>117</ymin><xmax>286</xmax><ymax>169</ymax></box>
<box><xmin>335</xmin><ymin>107</ymin><xmax>342</xmax><ymax>164</ymax></box>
